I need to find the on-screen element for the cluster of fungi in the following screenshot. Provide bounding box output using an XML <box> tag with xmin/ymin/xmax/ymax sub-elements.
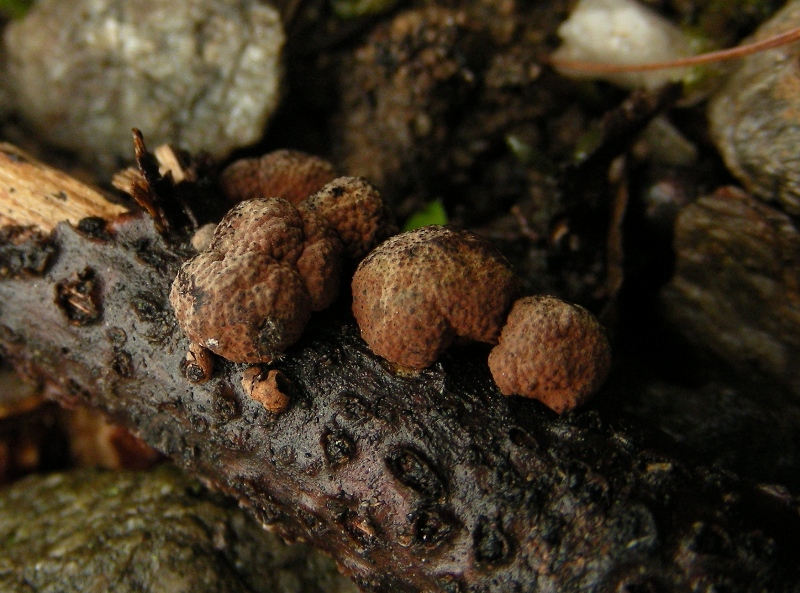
<box><xmin>169</xmin><ymin>150</ymin><xmax>612</xmax><ymax>414</ymax></box>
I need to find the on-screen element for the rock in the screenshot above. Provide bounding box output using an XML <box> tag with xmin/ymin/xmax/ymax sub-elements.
<box><xmin>0</xmin><ymin>465</ymin><xmax>357</xmax><ymax>593</ymax></box>
<box><xmin>552</xmin><ymin>0</ymin><xmax>696</xmax><ymax>90</ymax></box>
<box><xmin>3</xmin><ymin>0</ymin><xmax>284</xmax><ymax>170</ymax></box>
<box><xmin>708</xmin><ymin>0</ymin><xmax>800</xmax><ymax>216</ymax></box>
<box><xmin>661</xmin><ymin>186</ymin><xmax>800</xmax><ymax>397</ymax></box>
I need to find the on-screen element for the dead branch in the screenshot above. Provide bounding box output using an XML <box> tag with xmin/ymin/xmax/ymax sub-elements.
<box><xmin>1</xmin><ymin>145</ymin><xmax>799</xmax><ymax>592</ymax></box>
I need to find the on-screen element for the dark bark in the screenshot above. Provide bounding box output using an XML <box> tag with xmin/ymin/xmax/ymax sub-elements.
<box><xmin>1</xmin><ymin>213</ymin><xmax>799</xmax><ymax>592</ymax></box>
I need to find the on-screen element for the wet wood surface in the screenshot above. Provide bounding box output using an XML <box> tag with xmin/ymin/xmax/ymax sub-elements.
<box><xmin>1</xmin><ymin>151</ymin><xmax>799</xmax><ymax>592</ymax></box>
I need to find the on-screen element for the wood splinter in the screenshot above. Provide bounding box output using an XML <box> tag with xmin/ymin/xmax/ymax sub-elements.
<box><xmin>0</xmin><ymin>143</ymin><xmax>128</xmax><ymax>230</ymax></box>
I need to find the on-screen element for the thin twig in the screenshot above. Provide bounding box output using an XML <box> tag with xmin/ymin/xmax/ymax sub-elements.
<box><xmin>550</xmin><ymin>26</ymin><xmax>800</xmax><ymax>74</ymax></box>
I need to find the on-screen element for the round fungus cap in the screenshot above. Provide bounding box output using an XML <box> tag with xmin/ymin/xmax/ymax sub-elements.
<box><xmin>301</xmin><ymin>176</ymin><xmax>395</xmax><ymax>259</ymax></box>
<box><xmin>221</xmin><ymin>150</ymin><xmax>338</xmax><ymax>205</ymax></box>
<box><xmin>351</xmin><ymin>225</ymin><xmax>519</xmax><ymax>370</ymax></box>
<box><xmin>488</xmin><ymin>296</ymin><xmax>611</xmax><ymax>414</ymax></box>
<box><xmin>209</xmin><ymin>197</ymin><xmax>305</xmax><ymax>259</ymax></box>
<box><xmin>170</xmin><ymin>197</ymin><xmax>342</xmax><ymax>363</ymax></box>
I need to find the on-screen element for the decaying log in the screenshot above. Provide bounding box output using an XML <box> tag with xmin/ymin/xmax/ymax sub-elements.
<box><xmin>1</xmin><ymin>145</ymin><xmax>799</xmax><ymax>593</ymax></box>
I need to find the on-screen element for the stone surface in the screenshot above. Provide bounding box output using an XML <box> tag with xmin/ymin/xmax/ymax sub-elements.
<box><xmin>708</xmin><ymin>0</ymin><xmax>800</xmax><ymax>216</ymax></box>
<box><xmin>0</xmin><ymin>464</ymin><xmax>357</xmax><ymax>593</ymax></box>
<box><xmin>662</xmin><ymin>186</ymin><xmax>800</xmax><ymax>397</ymax></box>
<box><xmin>4</xmin><ymin>0</ymin><xmax>284</xmax><ymax>169</ymax></box>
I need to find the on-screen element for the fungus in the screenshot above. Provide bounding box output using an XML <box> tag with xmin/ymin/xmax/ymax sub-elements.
<box><xmin>169</xmin><ymin>198</ymin><xmax>343</xmax><ymax>364</ymax></box>
<box><xmin>241</xmin><ymin>368</ymin><xmax>291</xmax><ymax>414</ymax></box>
<box><xmin>351</xmin><ymin>226</ymin><xmax>519</xmax><ymax>370</ymax></box>
<box><xmin>220</xmin><ymin>150</ymin><xmax>338</xmax><ymax>205</ymax></box>
<box><xmin>487</xmin><ymin>296</ymin><xmax>611</xmax><ymax>414</ymax></box>
<box><xmin>184</xmin><ymin>342</ymin><xmax>214</xmax><ymax>383</ymax></box>
<box><xmin>301</xmin><ymin>176</ymin><xmax>396</xmax><ymax>259</ymax></box>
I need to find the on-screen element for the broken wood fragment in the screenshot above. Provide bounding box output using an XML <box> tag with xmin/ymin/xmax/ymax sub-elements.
<box><xmin>0</xmin><ymin>143</ymin><xmax>128</xmax><ymax>230</ymax></box>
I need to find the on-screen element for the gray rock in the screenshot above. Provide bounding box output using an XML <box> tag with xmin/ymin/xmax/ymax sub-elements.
<box><xmin>708</xmin><ymin>0</ymin><xmax>800</xmax><ymax>216</ymax></box>
<box><xmin>0</xmin><ymin>465</ymin><xmax>358</xmax><ymax>593</ymax></box>
<box><xmin>3</xmin><ymin>0</ymin><xmax>284</xmax><ymax>169</ymax></box>
<box><xmin>661</xmin><ymin>186</ymin><xmax>800</xmax><ymax>397</ymax></box>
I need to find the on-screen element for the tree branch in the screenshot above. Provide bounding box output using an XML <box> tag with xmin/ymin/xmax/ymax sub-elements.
<box><xmin>1</xmin><ymin>145</ymin><xmax>798</xmax><ymax>592</ymax></box>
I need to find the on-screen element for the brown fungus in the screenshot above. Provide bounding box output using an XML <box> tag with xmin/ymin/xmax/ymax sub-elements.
<box><xmin>295</xmin><ymin>208</ymin><xmax>344</xmax><ymax>311</ymax></box>
<box><xmin>169</xmin><ymin>198</ymin><xmax>342</xmax><ymax>363</ymax></box>
<box><xmin>351</xmin><ymin>226</ymin><xmax>519</xmax><ymax>370</ymax></box>
<box><xmin>184</xmin><ymin>341</ymin><xmax>214</xmax><ymax>383</ymax></box>
<box><xmin>488</xmin><ymin>296</ymin><xmax>611</xmax><ymax>414</ymax></box>
<box><xmin>241</xmin><ymin>367</ymin><xmax>291</xmax><ymax>414</ymax></box>
<box><xmin>301</xmin><ymin>176</ymin><xmax>395</xmax><ymax>259</ymax></box>
<box><xmin>220</xmin><ymin>150</ymin><xmax>338</xmax><ymax>205</ymax></box>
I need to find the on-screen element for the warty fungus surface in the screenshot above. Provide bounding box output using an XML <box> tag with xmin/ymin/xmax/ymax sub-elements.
<box><xmin>220</xmin><ymin>150</ymin><xmax>338</xmax><ymax>206</ymax></box>
<box><xmin>488</xmin><ymin>295</ymin><xmax>612</xmax><ymax>413</ymax></box>
<box><xmin>301</xmin><ymin>176</ymin><xmax>396</xmax><ymax>259</ymax></box>
<box><xmin>351</xmin><ymin>225</ymin><xmax>519</xmax><ymax>370</ymax></box>
<box><xmin>169</xmin><ymin>197</ymin><xmax>343</xmax><ymax>364</ymax></box>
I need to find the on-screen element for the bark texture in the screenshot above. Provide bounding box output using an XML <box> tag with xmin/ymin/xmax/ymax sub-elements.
<box><xmin>1</xmin><ymin>211</ymin><xmax>800</xmax><ymax>593</ymax></box>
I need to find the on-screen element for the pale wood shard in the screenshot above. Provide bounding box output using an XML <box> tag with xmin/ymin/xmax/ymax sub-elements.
<box><xmin>154</xmin><ymin>144</ymin><xmax>191</xmax><ymax>183</ymax></box>
<box><xmin>111</xmin><ymin>145</ymin><xmax>191</xmax><ymax>197</ymax></box>
<box><xmin>111</xmin><ymin>167</ymin><xmax>142</xmax><ymax>196</ymax></box>
<box><xmin>0</xmin><ymin>143</ymin><xmax>129</xmax><ymax>230</ymax></box>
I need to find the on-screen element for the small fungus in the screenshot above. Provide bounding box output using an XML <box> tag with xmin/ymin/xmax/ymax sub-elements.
<box><xmin>169</xmin><ymin>197</ymin><xmax>343</xmax><ymax>363</ymax></box>
<box><xmin>351</xmin><ymin>226</ymin><xmax>519</xmax><ymax>370</ymax></box>
<box><xmin>241</xmin><ymin>367</ymin><xmax>291</xmax><ymax>414</ymax></box>
<box><xmin>184</xmin><ymin>342</ymin><xmax>214</xmax><ymax>383</ymax></box>
<box><xmin>487</xmin><ymin>296</ymin><xmax>611</xmax><ymax>414</ymax></box>
<box><xmin>301</xmin><ymin>176</ymin><xmax>395</xmax><ymax>259</ymax></box>
<box><xmin>220</xmin><ymin>150</ymin><xmax>338</xmax><ymax>205</ymax></box>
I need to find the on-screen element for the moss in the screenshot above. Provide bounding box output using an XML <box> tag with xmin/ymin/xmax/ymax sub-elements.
<box><xmin>0</xmin><ymin>465</ymin><xmax>356</xmax><ymax>593</ymax></box>
<box><xmin>331</xmin><ymin>0</ymin><xmax>399</xmax><ymax>19</ymax></box>
<box><xmin>0</xmin><ymin>0</ymin><xmax>32</xmax><ymax>19</ymax></box>
<box><xmin>402</xmin><ymin>200</ymin><xmax>449</xmax><ymax>232</ymax></box>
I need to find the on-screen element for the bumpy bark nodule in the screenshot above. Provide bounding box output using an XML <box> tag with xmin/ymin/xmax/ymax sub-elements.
<box><xmin>1</xmin><ymin>213</ymin><xmax>799</xmax><ymax>593</ymax></box>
